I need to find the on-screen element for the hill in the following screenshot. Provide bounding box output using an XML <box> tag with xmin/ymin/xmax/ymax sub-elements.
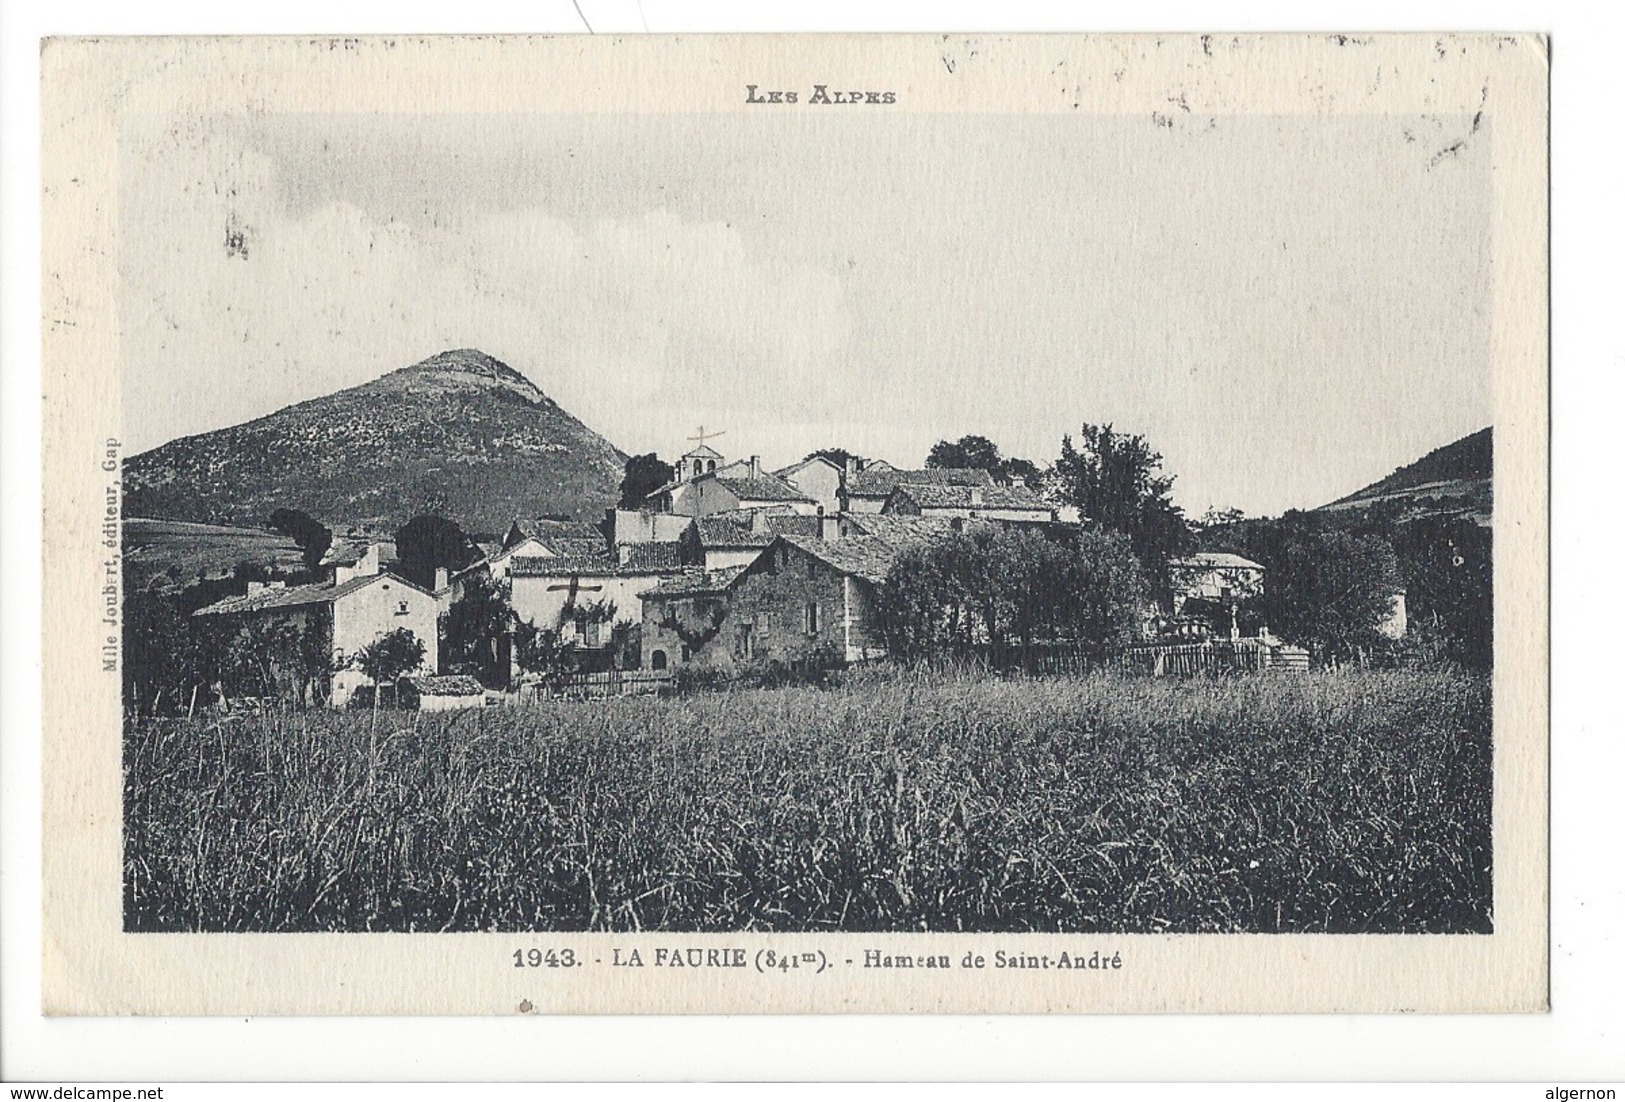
<box><xmin>1317</xmin><ymin>427</ymin><xmax>1491</xmax><ymax>526</ymax></box>
<box><xmin>122</xmin><ymin>518</ymin><xmax>307</xmax><ymax>591</ymax></box>
<box><xmin>123</xmin><ymin>350</ymin><xmax>628</xmax><ymax>533</ymax></box>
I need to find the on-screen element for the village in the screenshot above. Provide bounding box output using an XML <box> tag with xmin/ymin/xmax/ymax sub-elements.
<box><xmin>185</xmin><ymin>430</ymin><xmax>1363</xmax><ymax>710</ymax></box>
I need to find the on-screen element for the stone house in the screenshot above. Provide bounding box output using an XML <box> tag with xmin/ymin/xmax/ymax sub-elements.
<box><xmin>638</xmin><ymin>531</ymin><xmax>927</xmax><ymax>675</ymax></box>
<box><xmin>319</xmin><ymin>538</ymin><xmax>398</xmax><ymax>583</ymax></box>
<box><xmin>635</xmin><ymin>566</ymin><xmax>750</xmax><ymax>672</ymax></box>
<box><xmin>653</xmin><ymin>456</ymin><xmax>819</xmax><ymax>518</ymax></box>
<box><xmin>841</xmin><ymin>464</ymin><xmax>995</xmax><ymax>513</ymax></box>
<box><xmin>881</xmin><ymin>482</ymin><xmax>1056</xmax><ymax>524</ymax></box>
<box><xmin>774</xmin><ymin>455</ymin><xmax>845</xmax><ymax>514</ymax></box>
<box><xmin>680</xmin><ymin>510</ymin><xmax>826</xmax><ymax>571</ymax></box>
<box><xmin>192</xmin><ymin>570</ymin><xmax>440</xmax><ymax>707</ymax></box>
<box><xmin>606</xmin><ymin>507</ymin><xmax>691</xmax><ymax>547</ymax></box>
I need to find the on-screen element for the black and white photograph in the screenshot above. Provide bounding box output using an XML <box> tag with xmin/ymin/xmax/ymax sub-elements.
<box><xmin>38</xmin><ymin>31</ymin><xmax>1548</xmax><ymax>1016</ymax></box>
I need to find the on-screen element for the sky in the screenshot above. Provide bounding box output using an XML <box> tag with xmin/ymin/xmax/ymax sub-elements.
<box><xmin>119</xmin><ymin>109</ymin><xmax>1492</xmax><ymax>516</ymax></box>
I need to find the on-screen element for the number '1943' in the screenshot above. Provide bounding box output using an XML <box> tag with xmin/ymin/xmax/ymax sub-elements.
<box><xmin>513</xmin><ymin>948</ymin><xmax>580</xmax><ymax>968</ymax></box>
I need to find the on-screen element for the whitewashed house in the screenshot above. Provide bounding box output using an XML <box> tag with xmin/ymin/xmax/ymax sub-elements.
<box><xmin>193</xmin><ymin>570</ymin><xmax>441</xmax><ymax>707</ymax></box>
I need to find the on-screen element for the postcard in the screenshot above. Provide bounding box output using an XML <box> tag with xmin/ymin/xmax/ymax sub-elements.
<box><xmin>41</xmin><ymin>32</ymin><xmax>1548</xmax><ymax>1014</ymax></box>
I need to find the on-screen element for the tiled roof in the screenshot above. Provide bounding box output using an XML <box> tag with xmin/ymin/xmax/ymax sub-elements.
<box><xmin>767</xmin><ymin>514</ymin><xmax>822</xmax><ymax>537</ymax></box>
<box><xmin>839</xmin><ymin>514</ymin><xmax>958</xmax><ymax>540</ymax></box>
<box><xmin>546</xmin><ymin>537</ymin><xmax>610</xmax><ymax>560</ymax></box>
<box><xmin>711</xmin><ymin>471</ymin><xmax>814</xmax><ymax>503</ymax></box>
<box><xmin>508</xmin><ymin>518</ymin><xmax>605</xmax><ymax>548</ymax></box>
<box><xmin>193</xmin><ymin>572</ymin><xmax>428</xmax><ymax>616</ymax></box>
<box><xmin>693</xmin><ymin>512</ymin><xmax>824</xmax><ymax>548</ymax></box>
<box><xmin>405</xmin><ymin>674</ymin><xmax>486</xmax><ymax>697</ymax></box>
<box><xmin>779</xmin><ymin>528</ymin><xmax>948</xmax><ymax>586</ymax></box>
<box><xmin>620</xmin><ymin>542</ymin><xmax>685</xmax><ymax>571</ymax></box>
<box><xmin>694</xmin><ymin>513</ymin><xmax>776</xmax><ymax>548</ymax></box>
<box><xmin>890</xmin><ymin>482</ymin><xmax>1053</xmax><ymax>511</ymax></box>
<box><xmin>512</xmin><ymin>553</ymin><xmax>610</xmax><ymax>577</ymax></box>
<box><xmin>511</xmin><ymin>545</ymin><xmax>684</xmax><ymax>578</ymax></box>
<box><xmin>1173</xmin><ymin>552</ymin><xmax>1265</xmax><ymax>572</ymax></box>
<box><xmin>846</xmin><ymin>466</ymin><xmax>995</xmax><ymax>498</ymax></box>
<box><xmin>319</xmin><ymin>538</ymin><xmax>398</xmax><ymax>568</ymax></box>
<box><xmin>773</xmin><ymin>455</ymin><xmax>841</xmax><ymax>479</ymax></box>
<box><xmin>638</xmin><ymin>565</ymin><xmax>748</xmax><ymax>599</ymax></box>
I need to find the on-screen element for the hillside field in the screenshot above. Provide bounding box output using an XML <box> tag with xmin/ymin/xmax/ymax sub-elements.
<box><xmin>124</xmin><ymin>666</ymin><xmax>1492</xmax><ymax>934</ymax></box>
<box><xmin>122</xmin><ymin>517</ymin><xmax>307</xmax><ymax>590</ymax></box>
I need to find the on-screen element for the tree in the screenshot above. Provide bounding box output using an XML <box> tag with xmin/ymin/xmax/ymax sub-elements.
<box><xmin>441</xmin><ymin>571</ymin><xmax>512</xmax><ymax>688</ymax></box>
<box><xmin>1266</xmin><ymin>529</ymin><xmax>1403</xmax><ymax>664</ymax></box>
<box><xmin>1002</xmin><ymin>457</ymin><xmax>1044</xmax><ymax>490</ymax></box>
<box><xmin>1195</xmin><ymin>506</ymin><xmax>1247</xmax><ymax>531</ymax></box>
<box><xmin>267</xmin><ymin>508</ymin><xmax>333</xmax><ymax>572</ymax></box>
<box><xmin>1387</xmin><ymin>517</ymin><xmax>1492</xmax><ymax>669</ymax></box>
<box><xmin>619</xmin><ymin>453</ymin><xmax>675</xmax><ymax>508</ymax></box>
<box><xmin>513</xmin><ymin>617</ymin><xmax>577</xmax><ymax>691</ymax></box>
<box><xmin>877</xmin><ymin>524</ymin><xmax>1146</xmax><ymax>663</ymax></box>
<box><xmin>394</xmin><ymin>514</ymin><xmax>474</xmax><ymax>590</ymax></box>
<box><xmin>123</xmin><ymin>584</ymin><xmax>211</xmax><ymax>716</ymax></box>
<box><xmin>805</xmin><ymin>447</ymin><xmax>855</xmax><ymax>468</ymax></box>
<box><xmin>1051</xmin><ymin>424</ymin><xmax>1191</xmax><ymax>587</ymax></box>
<box><xmin>927</xmin><ymin>434</ymin><xmax>1003</xmax><ymax>472</ymax></box>
<box><xmin>351</xmin><ymin>627</ymin><xmax>427</xmax><ymax>708</ymax></box>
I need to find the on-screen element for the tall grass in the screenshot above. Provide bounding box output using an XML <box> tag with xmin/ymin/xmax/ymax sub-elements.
<box><xmin>124</xmin><ymin>666</ymin><xmax>1491</xmax><ymax>933</ymax></box>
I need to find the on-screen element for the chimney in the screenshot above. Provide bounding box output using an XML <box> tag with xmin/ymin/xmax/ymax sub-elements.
<box><xmin>749</xmin><ymin>455</ymin><xmax>760</xmax><ymax>481</ymax></box>
<box><xmin>619</xmin><ymin>543</ymin><xmax>632</xmax><ymax>565</ymax></box>
<box><xmin>434</xmin><ymin>567</ymin><xmax>449</xmax><ymax>591</ymax></box>
<box><xmin>818</xmin><ymin>505</ymin><xmax>839</xmax><ymax>542</ymax></box>
<box><xmin>969</xmin><ymin>487</ymin><xmax>983</xmax><ymax>506</ymax></box>
<box><xmin>751</xmin><ymin>509</ymin><xmax>769</xmax><ymax>534</ymax></box>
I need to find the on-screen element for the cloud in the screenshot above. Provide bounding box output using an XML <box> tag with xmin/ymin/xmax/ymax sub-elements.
<box><xmin>120</xmin><ymin>126</ymin><xmax>851</xmax><ymax>458</ymax></box>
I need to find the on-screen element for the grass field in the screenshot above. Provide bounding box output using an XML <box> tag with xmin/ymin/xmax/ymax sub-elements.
<box><xmin>123</xmin><ymin>666</ymin><xmax>1492</xmax><ymax>934</ymax></box>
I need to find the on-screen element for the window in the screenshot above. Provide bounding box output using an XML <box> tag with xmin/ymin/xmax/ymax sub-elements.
<box><xmin>651</xmin><ymin>650</ymin><xmax>668</xmax><ymax>671</ymax></box>
<box><xmin>808</xmin><ymin>558</ymin><xmax>817</xmax><ymax>579</ymax></box>
<box><xmin>805</xmin><ymin>601</ymin><xmax>820</xmax><ymax>636</ymax></box>
<box><xmin>395</xmin><ymin>600</ymin><xmax>410</xmax><ymax>616</ymax></box>
<box><xmin>574</xmin><ymin>609</ymin><xmax>589</xmax><ymax>638</ymax></box>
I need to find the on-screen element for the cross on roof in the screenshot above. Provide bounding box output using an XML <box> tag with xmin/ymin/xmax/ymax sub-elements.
<box><xmin>545</xmin><ymin>576</ymin><xmax>605</xmax><ymax>603</ymax></box>
<box><xmin>687</xmin><ymin>425</ymin><xmax>725</xmax><ymax>448</ymax></box>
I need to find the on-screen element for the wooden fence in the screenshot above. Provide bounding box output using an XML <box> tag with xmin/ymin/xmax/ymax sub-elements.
<box><xmin>527</xmin><ymin>669</ymin><xmax>673</xmax><ymax>700</ymax></box>
<box><xmin>1115</xmin><ymin>639</ymin><xmax>1310</xmax><ymax>676</ymax></box>
<box><xmin>519</xmin><ymin>639</ymin><xmax>1310</xmax><ymax>700</ymax></box>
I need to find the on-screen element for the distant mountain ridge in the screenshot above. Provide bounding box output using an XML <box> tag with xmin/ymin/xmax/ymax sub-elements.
<box><xmin>1317</xmin><ymin>427</ymin><xmax>1491</xmax><ymax>526</ymax></box>
<box><xmin>123</xmin><ymin>349</ymin><xmax>628</xmax><ymax>534</ymax></box>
